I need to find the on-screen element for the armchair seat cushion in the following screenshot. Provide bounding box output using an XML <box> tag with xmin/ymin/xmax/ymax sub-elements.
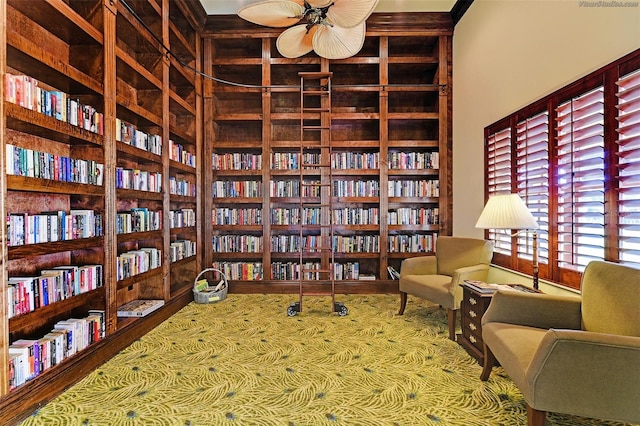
<box><xmin>482</xmin><ymin>322</ymin><xmax>548</xmax><ymax>392</ymax></box>
<box><xmin>400</xmin><ymin>274</ymin><xmax>453</xmax><ymax>309</ymax></box>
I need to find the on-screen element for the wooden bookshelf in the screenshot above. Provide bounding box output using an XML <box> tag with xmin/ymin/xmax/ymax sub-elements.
<box><xmin>202</xmin><ymin>13</ymin><xmax>453</xmax><ymax>293</ymax></box>
<box><xmin>0</xmin><ymin>0</ymin><xmax>204</xmax><ymax>423</ymax></box>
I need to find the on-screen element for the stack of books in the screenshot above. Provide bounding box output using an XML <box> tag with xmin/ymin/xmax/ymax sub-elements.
<box><xmin>463</xmin><ymin>280</ymin><xmax>498</xmax><ymax>294</ymax></box>
<box><xmin>116</xmin><ymin>299</ymin><xmax>164</xmax><ymax>317</ymax></box>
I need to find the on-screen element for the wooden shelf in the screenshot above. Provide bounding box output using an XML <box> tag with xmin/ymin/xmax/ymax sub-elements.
<box><xmin>1</xmin><ymin>0</ymin><xmax>203</xmax><ymax>422</ymax></box>
<box><xmin>203</xmin><ymin>14</ymin><xmax>452</xmax><ymax>289</ymax></box>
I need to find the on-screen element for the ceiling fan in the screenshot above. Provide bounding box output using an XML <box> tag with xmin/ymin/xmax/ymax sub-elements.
<box><xmin>238</xmin><ymin>0</ymin><xmax>380</xmax><ymax>60</ymax></box>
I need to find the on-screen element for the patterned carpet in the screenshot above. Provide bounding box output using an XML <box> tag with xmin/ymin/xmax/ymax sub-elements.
<box><xmin>20</xmin><ymin>294</ymin><xmax>637</xmax><ymax>426</ymax></box>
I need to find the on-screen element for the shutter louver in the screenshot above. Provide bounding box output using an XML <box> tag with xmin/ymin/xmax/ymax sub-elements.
<box><xmin>616</xmin><ymin>69</ymin><xmax>640</xmax><ymax>269</ymax></box>
<box><xmin>555</xmin><ymin>87</ymin><xmax>605</xmax><ymax>271</ymax></box>
<box><xmin>486</xmin><ymin>128</ymin><xmax>512</xmax><ymax>255</ymax></box>
<box><xmin>516</xmin><ymin>112</ymin><xmax>549</xmax><ymax>266</ymax></box>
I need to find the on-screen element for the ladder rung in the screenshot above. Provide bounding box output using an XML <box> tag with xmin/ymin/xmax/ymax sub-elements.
<box><xmin>299</xmin><ymin>71</ymin><xmax>333</xmax><ymax>78</ymax></box>
<box><xmin>303</xmin><ymin>124</ymin><xmax>330</xmax><ymax>128</ymax></box>
<box><xmin>302</xmin><ymin>247</ymin><xmax>332</xmax><ymax>252</ymax></box>
<box><xmin>302</xmin><ymin>269</ymin><xmax>332</xmax><ymax>274</ymax></box>
<box><xmin>302</xmin><ymin>108</ymin><xmax>331</xmax><ymax>113</ymax></box>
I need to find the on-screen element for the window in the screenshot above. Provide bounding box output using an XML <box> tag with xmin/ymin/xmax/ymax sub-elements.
<box><xmin>483</xmin><ymin>49</ymin><xmax>640</xmax><ymax>289</ymax></box>
<box><xmin>616</xmin><ymin>68</ymin><xmax>640</xmax><ymax>269</ymax></box>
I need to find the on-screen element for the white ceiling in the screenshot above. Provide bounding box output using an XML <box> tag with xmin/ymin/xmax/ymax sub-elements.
<box><xmin>198</xmin><ymin>0</ymin><xmax>457</xmax><ymax>15</ymax></box>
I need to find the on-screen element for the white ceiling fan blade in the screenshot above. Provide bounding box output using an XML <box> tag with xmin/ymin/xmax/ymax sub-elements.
<box><xmin>238</xmin><ymin>0</ymin><xmax>305</xmax><ymax>28</ymax></box>
<box><xmin>326</xmin><ymin>0</ymin><xmax>380</xmax><ymax>28</ymax></box>
<box><xmin>276</xmin><ymin>25</ymin><xmax>316</xmax><ymax>58</ymax></box>
<box><xmin>312</xmin><ymin>22</ymin><xmax>366</xmax><ymax>60</ymax></box>
<box><xmin>306</xmin><ymin>0</ymin><xmax>334</xmax><ymax>6</ymax></box>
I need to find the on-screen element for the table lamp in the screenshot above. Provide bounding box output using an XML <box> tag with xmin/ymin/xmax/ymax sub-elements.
<box><xmin>475</xmin><ymin>193</ymin><xmax>540</xmax><ymax>289</ymax></box>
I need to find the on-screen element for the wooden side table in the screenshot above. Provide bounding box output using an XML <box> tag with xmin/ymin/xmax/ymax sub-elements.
<box><xmin>457</xmin><ymin>283</ymin><xmax>494</xmax><ymax>364</ymax></box>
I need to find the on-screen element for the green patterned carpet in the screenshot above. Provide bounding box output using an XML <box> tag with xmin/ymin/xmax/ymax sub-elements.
<box><xmin>20</xmin><ymin>294</ymin><xmax>638</xmax><ymax>426</ymax></box>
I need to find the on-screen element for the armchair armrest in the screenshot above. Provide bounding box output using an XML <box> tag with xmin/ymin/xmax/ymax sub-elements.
<box><xmin>451</xmin><ymin>264</ymin><xmax>491</xmax><ymax>285</ymax></box>
<box><xmin>450</xmin><ymin>264</ymin><xmax>491</xmax><ymax>303</ymax></box>
<box><xmin>482</xmin><ymin>291</ymin><xmax>582</xmax><ymax>330</ymax></box>
<box><xmin>526</xmin><ymin>329</ymin><xmax>640</xmax><ymax>421</ymax></box>
<box><xmin>400</xmin><ymin>256</ymin><xmax>437</xmax><ymax>276</ymax></box>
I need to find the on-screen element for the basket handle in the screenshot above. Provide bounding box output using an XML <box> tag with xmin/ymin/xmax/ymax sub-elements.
<box><xmin>193</xmin><ymin>268</ymin><xmax>228</xmax><ymax>289</ymax></box>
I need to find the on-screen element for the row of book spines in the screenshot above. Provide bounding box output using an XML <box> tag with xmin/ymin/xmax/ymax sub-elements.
<box><xmin>8</xmin><ymin>310</ymin><xmax>105</xmax><ymax>390</ymax></box>
<box><xmin>116</xmin><ymin>210</ymin><xmax>162</xmax><ymax>234</ymax></box>
<box><xmin>389</xmin><ymin>233</ymin><xmax>438</xmax><ymax>253</ymax></box>
<box><xmin>388</xmin><ymin>208</ymin><xmax>439</xmax><ymax>225</ymax></box>
<box><xmin>169</xmin><ymin>140</ymin><xmax>196</xmax><ymax>167</ymax></box>
<box><xmin>213</xmin><ymin>208</ymin><xmax>263</xmax><ymax>225</ymax></box>
<box><xmin>115</xmin><ymin>168</ymin><xmax>162</xmax><ymax>193</ymax></box>
<box><xmin>331</xmin><ymin>152</ymin><xmax>380</xmax><ymax>170</ymax></box>
<box><xmin>212</xmin><ymin>181</ymin><xmax>262</xmax><ymax>198</ymax></box>
<box><xmin>8</xmin><ymin>265</ymin><xmax>103</xmax><ymax>319</ymax></box>
<box><xmin>211</xmin><ymin>262</ymin><xmax>264</xmax><ymax>281</ymax></box>
<box><xmin>388</xmin><ymin>180</ymin><xmax>440</xmax><ymax>197</ymax></box>
<box><xmin>270</xmin><ymin>207</ymin><xmax>325</xmax><ymax>225</ymax></box>
<box><xmin>212</xmin><ymin>236</ymin><xmax>263</xmax><ymax>253</ymax></box>
<box><xmin>271</xmin><ymin>262</ymin><xmax>361</xmax><ymax>280</ymax></box>
<box><xmin>333</xmin><ymin>236</ymin><xmax>380</xmax><ymax>253</ymax></box>
<box><xmin>270</xmin><ymin>180</ymin><xmax>320</xmax><ymax>197</ymax></box>
<box><xmin>169</xmin><ymin>177</ymin><xmax>197</xmax><ymax>197</ymax></box>
<box><xmin>388</xmin><ymin>151</ymin><xmax>439</xmax><ymax>169</ymax></box>
<box><xmin>169</xmin><ymin>240</ymin><xmax>196</xmax><ymax>262</ymax></box>
<box><xmin>333</xmin><ymin>181</ymin><xmax>381</xmax><ymax>197</ymax></box>
<box><xmin>270</xmin><ymin>153</ymin><xmax>317</xmax><ymax>170</ymax></box>
<box><xmin>270</xmin><ymin>234</ymin><xmax>324</xmax><ymax>252</ymax></box>
<box><xmin>7</xmin><ymin>210</ymin><xmax>103</xmax><ymax>246</ymax></box>
<box><xmin>115</xmin><ymin>118</ymin><xmax>162</xmax><ymax>155</ymax></box>
<box><xmin>212</xmin><ymin>153</ymin><xmax>263</xmax><ymax>170</ymax></box>
<box><xmin>211</xmin><ymin>207</ymin><xmax>433</xmax><ymax>226</ymax></box>
<box><xmin>6</xmin><ymin>144</ymin><xmax>104</xmax><ymax>185</ymax></box>
<box><xmin>5</xmin><ymin>74</ymin><xmax>104</xmax><ymax>135</ymax></box>
<box><xmin>116</xmin><ymin>248</ymin><xmax>162</xmax><ymax>281</ymax></box>
<box><xmin>170</xmin><ymin>209</ymin><xmax>196</xmax><ymax>228</ymax></box>
<box><xmin>214</xmin><ymin>151</ymin><xmax>436</xmax><ymax>171</ymax></box>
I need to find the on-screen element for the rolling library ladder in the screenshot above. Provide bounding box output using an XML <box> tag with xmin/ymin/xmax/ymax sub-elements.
<box><xmin>286</xmin><ymin>72</ymin><xmax>348</xmax><ymax>316</ymax></box>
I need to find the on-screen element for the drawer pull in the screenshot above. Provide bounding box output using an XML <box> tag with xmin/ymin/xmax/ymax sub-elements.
<box><xmin>469</xmin><ymin>310</ymin><xmax>477</xmax><ymax>318</ymax></box>
<box><xmin>469</xmin><ymin>323</ymin><xmax>477</xmax><ymax>331</ymax></box>
<box><xmin>470</xmin><ymin>335</ymin><xmax>477</xmax><ymax>343</ymax></box>
<box><xmin>469</xmin><ymin>297</ymin><xmax>477</xmax><ymax>305</ymax></box>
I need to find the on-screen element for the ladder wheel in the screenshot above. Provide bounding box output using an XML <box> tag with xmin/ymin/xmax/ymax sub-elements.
<box><xmin>287</xmin><ymin>302</ymin><xmax>300</xmax><ymax>317</ymax></box>
<box><xmin>335</xmin><ymin>303</ymin><xmax>348</xmax><ymax>316</ymax></box>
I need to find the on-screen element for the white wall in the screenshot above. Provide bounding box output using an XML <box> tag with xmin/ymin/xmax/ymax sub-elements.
<box><xmin>453</xmin><ymin>0</ymin><xmax>640</xmax><ymax>238</ymax></box>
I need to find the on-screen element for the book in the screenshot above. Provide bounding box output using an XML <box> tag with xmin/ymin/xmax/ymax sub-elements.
<box><xmin>116</xmin><ymin>299</ymin><xmax>164</xmax><ymax>317</ymax></box>
<box><xmin>463</xmin><ymin>280</ymin><xmax>497</xmax><ymax>294</ymax></box>
<box><xmin>387</xmin><ymin>266</ymin><xmax>400</xmax><ymax>280</ymax></box>
<box><xmin>358</xmin><ymin>274</ymin><xmax>376</xmax><ymax>280</ymax></box>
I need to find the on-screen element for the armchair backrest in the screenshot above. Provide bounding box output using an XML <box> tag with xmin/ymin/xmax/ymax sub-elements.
<box><xmin>581</xmin><ymin>260</ymin><xmax>640</xmax><ymax>337</ymax></box>
<box><xmin>436</xmin><ymin>236</ymin><xmax>494</xmax><ymax>277</ymax></box>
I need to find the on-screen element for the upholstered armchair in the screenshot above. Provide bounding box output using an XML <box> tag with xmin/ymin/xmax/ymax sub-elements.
<box><xmin>398</xmin><ymin>236</ymin><xmax>494</xmax><ymax>340</ymax></box>
<box><xmin>481</xmin><ymin>261</ymin><xmax>640</xmax><ymax>426</ymax></box>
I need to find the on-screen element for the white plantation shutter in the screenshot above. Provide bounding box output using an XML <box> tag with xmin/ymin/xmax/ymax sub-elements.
<box><xmin>555</xmin><ymin>87</ymin><xmax>605</xmax><ymax>271</ymax></box>
<box><xmin>616</xmin><ymin>69</ymin><xmax>640</xmax><ymax>269</ymax></box>
<box><xmin>486</xmin><ymin>128</ymin><xmax>512</xmax><ymax>255</ymax></box>
<box><xmin>516</xmin><ymin>112</ymin><xmax>549</xmax><ymax>267</ymax></box>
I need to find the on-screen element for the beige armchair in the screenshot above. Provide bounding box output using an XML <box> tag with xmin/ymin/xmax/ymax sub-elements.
<box><xmin>398</xmin><ymin>236</ymin><xmax>494</xmax><ymax>340</ymax></box>
<box><xmin>481</xmin><ymin>261</ymin><xmax>640</xmax><ymax>426</ymax></box>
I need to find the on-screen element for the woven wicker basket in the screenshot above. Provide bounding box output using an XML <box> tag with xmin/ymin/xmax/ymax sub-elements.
<box><xmin>193</xmin><ymin>268</ymin><xmax>228</xmax><ymax>304</ymax></box>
